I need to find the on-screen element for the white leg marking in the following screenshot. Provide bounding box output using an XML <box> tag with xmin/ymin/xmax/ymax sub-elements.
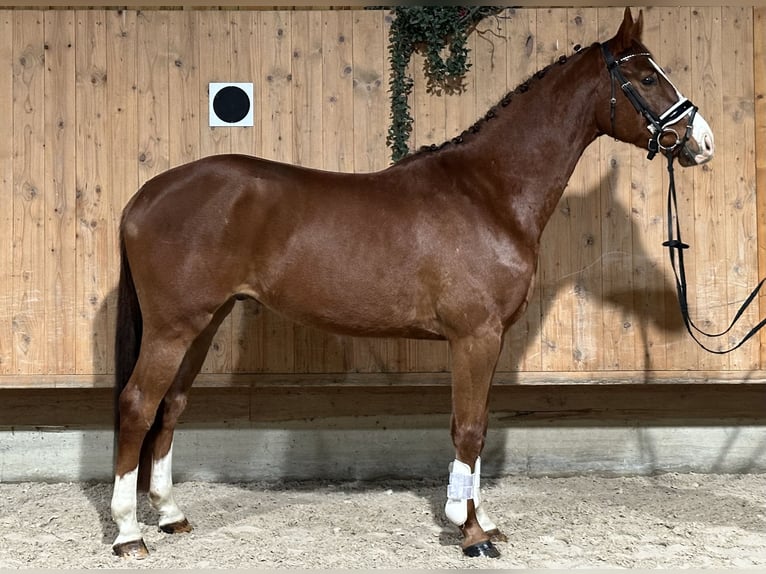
<box><xmin>148</xmin><ymin>442</ymin><xmax>186</xmax><ymax>527</ymax></box>
<box><xmin>472</xmin><ymin>457</ymin><xmax>498</xmax><ymax>532</ymax></box>
<box><xmin>111</xmin><ymin>468</ymin><xmax>142</xmax><ymax>546</ymax></box>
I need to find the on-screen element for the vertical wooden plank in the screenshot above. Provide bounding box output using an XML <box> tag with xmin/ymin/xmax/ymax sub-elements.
<box><xmin>350</xmin><ymin>9</ymin><xmax>398</xmax><ymax>373</ymax></box>
<box><xmin>44</xmin><ymin>11</ymin><xmax>76</xmax><ymax>375</ymax></box>
<box><xmin>755</xmin><ymin>7</ymin><xmax>766</xmax><ymax>369</ymax></box>
<box><xmin>691</xmin><ymin>7</ymin><xmax>727</xmax><ymax>366</ymax></box>
<box><xmin>290</xmin><ymin>10</ymin><xmax>322</xmax><ymax>169</ymax></box>
<box><xmin>74</xmin><ymin>10</ymin><xmax>109</xmax><ymax>374</ymax></box>
<box><xmin>473</xmin><ymin>12</ymin><xmax>507</xmax><ymax>119</ymax></box>
<box><xmin>655</xmin><ymin>6</ymin><xmax>697</xmax><ymax>370</ymax></box>
<box><xmin>197</xmin><ymin>11</ymin><xmax>234</xmax><ymax>375</ymax></box>
<box><xmin>627</xmin><ymin>6</ymin><xmax>671</xmax><ymax>371</ymax></box>
<box><xmin>351</xmin><ymin>10</ymin><xmax>386</xmax><ymax>175</ymax></box>
<box><xmin>260</xmin><ymin>11</ymin><xmax>293</xmax><ymax>165</ymax></box>
<box><xmin>322</xmin><ymin>10</ymin><xmax>354</xmax><ymax>173</ymax></box>
<box><xmin>258</xmin><ymin>10</ymin><xmax>295</xmax><ymax>373</ymax></box>
<box><xmin>720</xmin><ymin>6</ymin><xmax>757</xmax><ymax>370</ymax></box>
<box><xmin>536</xmin><ymin>7</ymin><xmax>572</xmax><ymax>373</ymax></box>
<box><xmin>168</xmin><ymin>9</ymin><xmax>199</xmax><ymax>168</ymax></box>
<box><xmin>12</xmin><ymin>11</ymin><xmax>45</xmax><ymax>375</ymax></box>
<box><xmin>0</xmin><ymin>11</ymin><xmax>13</xmax><ymax>374</ymax></box>
<box><xmin>106</xmin><ymin>9</ymin><xmax>137</xmax><ymax>374</ymax></box>
<box><xmin>500</xmin><ymin>7</ymin><xmax>540</xmax><ymax>373</ymax></box>
<box><xmin>136</xmin><ymin>10</ymin><xmax>169</xmax><ymax>186</ymax></box>
<box><xmin>598</xmin><ymin>7</ymin><xmax>637</xmax><ymax>372</ymax></box>
<box><xmin>565</xmin><ymin>7</ymin><xmax>603</xmax><ymax>372</ymax></box>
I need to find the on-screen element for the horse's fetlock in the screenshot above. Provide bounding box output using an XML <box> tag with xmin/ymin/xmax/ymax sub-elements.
<box><xmin>452</xmin><ymin>424</ymin><xmax>486</xmax><ymax>460</ymax></box>
<box><xmin>148</xmin><ymin>490</ymin><xmax>162</xmax><ymax>507</ymax></box>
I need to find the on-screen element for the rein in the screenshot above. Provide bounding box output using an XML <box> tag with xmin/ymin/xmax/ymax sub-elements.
<box><xmin>663</xmin><ymin>154</ymin><xmax>766</xmax><ymax>354</ymax></box>
<box><xmin>601</xmin><ymin>42</ymin><xmax>766</xmax><ymax>354</ymax></box>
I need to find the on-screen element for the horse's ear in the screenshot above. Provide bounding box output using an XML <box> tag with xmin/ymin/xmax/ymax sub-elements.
<box><xmin>633</xmin><ymin>9</ymin><xmax>644</xmax><ymax>40</ymax></box>
<box><xmin>615</xmin><ymin>8</ymin><xmax>643</xmax><ymax>50</ymax></box>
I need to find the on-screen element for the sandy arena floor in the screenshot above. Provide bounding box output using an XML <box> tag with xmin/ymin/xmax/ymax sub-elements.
<box><xmin>0</xmin><ymin>473</ymin><xmax>765</xmax><ymax>569</ymax></box>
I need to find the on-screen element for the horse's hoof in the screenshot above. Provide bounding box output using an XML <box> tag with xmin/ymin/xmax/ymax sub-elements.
<box><xmin>486</xmin><ymin>528</ymin><xmax>509</xmax><ymax>542</ymax></box>
<box><xmin>113</xmin><ymin>539</ymin><xmax>149</xmax><ymax>559</ymax></box>
<box><xmin>463</xmin><ymin>540</ymin><xmax>501</xmax><ymax>558</ymax></box>
<box><xmin>160</xmin><ymin>518</ymin><xmax>193</xmax><ymax>534</ymax></box>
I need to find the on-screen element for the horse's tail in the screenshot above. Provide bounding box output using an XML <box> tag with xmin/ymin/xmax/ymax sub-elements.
<box><xmin>114</xmin><ymin>228</ymin><xmax>141</xmax><ymax>425</ymax></box>
<box><xmin>114</xmin><ymin>224</ymin><xmax>156</xmax><ymax>490</ymax></box>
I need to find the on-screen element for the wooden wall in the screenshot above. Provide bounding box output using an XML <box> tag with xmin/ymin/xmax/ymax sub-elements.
<box><xmin>1</xmin><ymin>6</ymin><xmax>764</xmax><ymax>393</ymax></box>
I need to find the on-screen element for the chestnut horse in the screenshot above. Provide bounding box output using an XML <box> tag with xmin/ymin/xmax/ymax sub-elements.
<box><xmin>111</xmin><ymin>9</ymin><xmax>714</xmax><ymax>559</ymax></box>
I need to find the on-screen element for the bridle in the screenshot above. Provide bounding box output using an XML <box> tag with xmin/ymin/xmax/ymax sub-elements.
<box><xmin>601</xmin><ymin>41</ymin><xmax>766</xmax><ymax>354</ymax></box>
<box><xmin>601</xmin><ymin>42</ymin><xmax>697</xmax><ymax>160</ymax></box>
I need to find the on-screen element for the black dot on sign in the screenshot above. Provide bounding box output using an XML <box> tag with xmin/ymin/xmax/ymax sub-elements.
<box><xmin>213</xmin><ymin>86</ymin><xmax>250</xmax><ymax>124</ymax></box>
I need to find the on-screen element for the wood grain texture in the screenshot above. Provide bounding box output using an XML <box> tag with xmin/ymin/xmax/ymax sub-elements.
<box><xmin>756</xmin><ymin>7</ymin><xmax>766</xmax><ymax>367</ymax></box>
<box><xmin>74</xmin><ymin>10</ymin><xmax>110</xmax><ymax>375</ymax></box>
<box><xmin>0</xmin><ymin>8</ymin><xmax>759</xmax><ymax>395</ymax></box>
<box><xmin>0</xmin><ymin>12</ymin><xmax>12</xmax><ymax>374</ymax></box>
<box><xmin>43</xmin><ymin>11</ymin><xmax>76</xmax><ymax>375</ymax></box>
<box><xmin>1</xmin><ymin>382</ymin><xmax>764</xmax><ymax>427</ymax></box>
<box><xmin>12</xmin><ymin>11</ymin><xmax>45</xmax><ymax>375</ymax></box>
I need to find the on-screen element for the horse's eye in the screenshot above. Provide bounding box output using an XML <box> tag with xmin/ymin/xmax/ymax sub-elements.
<box><xmin>641</xmin><ymin>74</ymin><xmax>657</xmax><ymax>86</ymax></box>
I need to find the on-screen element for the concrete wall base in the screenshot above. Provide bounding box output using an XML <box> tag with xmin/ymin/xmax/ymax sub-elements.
<box><xmin>2</xmin><ymin>415</ymin><xmax>765</xmax><ymax>482</ymax></box>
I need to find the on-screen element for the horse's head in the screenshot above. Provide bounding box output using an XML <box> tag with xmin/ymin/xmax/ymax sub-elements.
<box><xmin>597</xmin><ymin>8</ymin><xmax>714</xmax><ymax>167</ymax></box>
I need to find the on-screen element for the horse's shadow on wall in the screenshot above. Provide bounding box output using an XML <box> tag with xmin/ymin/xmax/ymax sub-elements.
<box><xmin>87</xmin><ymin>174</ymin><xmax>685</xmax><ymax>543</ymax></box>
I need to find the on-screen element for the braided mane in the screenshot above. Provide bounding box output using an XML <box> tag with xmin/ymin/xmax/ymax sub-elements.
<box><xmin>403</xmin><ymin>44</ymin><xmax>589</xmax><ymax>160</ymax></box>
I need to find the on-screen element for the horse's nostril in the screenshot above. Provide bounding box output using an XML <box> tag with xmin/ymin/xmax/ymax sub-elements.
<box><xmin>704</xmin><ymin>134</ymin><xmax>714</xmax><ymax>153</ymax></box>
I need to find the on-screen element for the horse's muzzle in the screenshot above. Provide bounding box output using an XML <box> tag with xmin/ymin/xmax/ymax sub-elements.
<box><xmin>679</xmin><ymin>113</ymin><xmax>714</xmax><ymax>167</ymax></box>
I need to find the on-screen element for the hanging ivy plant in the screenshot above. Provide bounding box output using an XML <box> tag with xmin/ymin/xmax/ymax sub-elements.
<box><xmin>385</xmin><ymin>6</ymin><xmax>504</xmax><ymax>162</ymax></box>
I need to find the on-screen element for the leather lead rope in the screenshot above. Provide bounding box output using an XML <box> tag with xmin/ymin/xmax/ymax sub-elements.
<box><xmin>663</xmin><ymin>153</ymin><xmax>766</xmax><ymax>354</ymax></box>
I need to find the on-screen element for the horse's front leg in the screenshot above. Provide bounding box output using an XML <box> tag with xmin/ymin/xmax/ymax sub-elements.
<box><xmin>445</xmin><ymin>327</ymin><xmax>505</xmax><ymax>558</ymax></box>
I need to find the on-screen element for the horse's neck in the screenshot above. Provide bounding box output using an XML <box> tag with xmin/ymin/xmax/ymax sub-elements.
<box><xmin>457</xmin><ymin>47</ymin><xmax>604</xmax><ymax>242</ymax></box>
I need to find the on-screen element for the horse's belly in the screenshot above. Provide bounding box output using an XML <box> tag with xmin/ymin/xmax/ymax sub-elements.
<box><xmin>257</xmin><ymin>284</ymin><xmax>445</xmax><ymax>340</ymax></box>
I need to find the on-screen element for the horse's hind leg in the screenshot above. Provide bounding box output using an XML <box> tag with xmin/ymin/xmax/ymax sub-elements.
<box><xmin>112</xmin><ymin>302</ymin><xmax>234</xmax><ymax>558</ymax></box>
<box><xmin>147</xmin><ymin>300</ymin><xmax>235</xmax><ymax>536</ymax></box>
<box><xmin>111</xmin><ymin>333</ymin><xmax>194</xmax><ymax>558</ymax></box>
<box><xmin>446</xmin><ymin>326</ymin><xmax>504</xmax><ymax>558</ymax></box>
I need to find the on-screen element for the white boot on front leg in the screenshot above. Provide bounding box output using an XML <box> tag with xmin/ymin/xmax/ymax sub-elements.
<box><xmin>444</xmin><ymin>459</ymin><xmax>473</xmax><ymax>526</ymax></box>
<box><xmin>444</xmin><ymin>457</ymin><xmax>501</xmax><ymax>558</ymax></box>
